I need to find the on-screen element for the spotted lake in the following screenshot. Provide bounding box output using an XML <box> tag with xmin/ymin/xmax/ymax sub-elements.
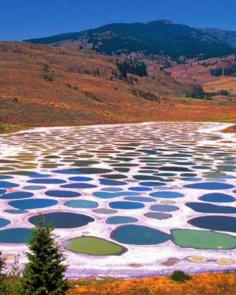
<box><xmin>0</xmin><ymin>122</ymin><xmax>235</xmax><ymax>277</ymax></box>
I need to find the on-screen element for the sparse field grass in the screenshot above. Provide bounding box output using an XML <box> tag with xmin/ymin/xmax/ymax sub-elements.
<box><xmin>0</xmin><ymin>123</ymin><xmax>26</xmax><ymax>134</ymax></box>
<box><xmin>3</xmin><ymin>273</ymin><xmax>236</xmax><ymax>295</ymax></box>
<box><xmin>67</xmin><ymin>273</ymin><xmax>236</xmax><ymax>295</ymax></box>
<box><xmin>204</xmin><ymin>77</ymin><xmax>236</xmax><ymax>94</ymax></box>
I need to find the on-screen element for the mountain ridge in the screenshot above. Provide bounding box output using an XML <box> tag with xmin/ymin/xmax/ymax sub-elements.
<box><xmin>202</xmin><ymin>28</ymin><xmax>236</xmax><ymax>49</ymax></box>
<box><xmin>26</xmin><ymin>20</ymin><xmax>236</xmax><ymax>59</ymax></box>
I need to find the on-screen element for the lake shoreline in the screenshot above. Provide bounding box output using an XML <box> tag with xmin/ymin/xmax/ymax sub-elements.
<box><xmin>1</xmin><ymin>120</ymin><xmax>235</xmax><ymax>135</ymax></box>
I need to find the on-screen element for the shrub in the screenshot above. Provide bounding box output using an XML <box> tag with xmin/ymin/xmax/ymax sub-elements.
<box><xmin>186</xmin><ymin>84</ymin><xmax>207</xmax><ymax>99</ymax></box>
<box><xmin>170</xmin><ymin>270</ymin><xmax>192</xmax><ymax>283</ymax></box>
<box><xmin>218</xmin><ymin>89</ymin><xmax>230</xmax><ymax>96</ymax></box>
<box><xmin>13</xmin><ymin>96</ymin><xmax>19</xmax><ymax>103</ymax></box>
<box><xmin>131</xmin><ymin>88</ymin><xmax>160</xmax><ymax>102</ymax></box>
<box><xmin>42</xmin><ymin>63</ymin><xmax>54</xmax><ymax>81</ymax></box>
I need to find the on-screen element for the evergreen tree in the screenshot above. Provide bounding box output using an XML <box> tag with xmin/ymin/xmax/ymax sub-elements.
<box><xmin>116</xmin><ymin>58</ymin><xmax>147</xmax><ymax>80</ymax></box>
<box><xmin>22</xmin><ymin>218</ymin><xmax>68</xmax><ymax>295</ymax></box>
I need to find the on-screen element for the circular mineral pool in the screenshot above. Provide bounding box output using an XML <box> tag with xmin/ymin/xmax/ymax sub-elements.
<box><xmin>93</xmin><ymin>192</ymin><xmax>120</xmax><ymax>199</ymax></box>
<box><xmin>184</xmin><ymin>182</ymin><xmax>234</xmax><ymax>190</ymax></box>
<box><xmin>93</xmin><ymin>191</ymin><xmax>137</xmax><ymax>199</ymax></box>
<box><xmin>65</xmin><ymin>236</ymin><xmax>127</xmax><ymax>256</ymax></box>
<box><xmin>61</xmin><ymin>183</ymin><xmax>96</xmax><ymax>189</ymax></box>
<box><xmin>124</xmin><ymin>196</ymin><xmax>156</xmax><ymax>202</ymax></box>
<box><xmin>99</xmin><ymin>179</ymin><xmax>127</xmax><ymax>186</ymax></box>
<box><xmin>28</xmin><ymin>178</ymin><xmax>66</xmax><ymax>184</ymax></box>
<box><xmin>106</xmin><ymin>216</ymin><xmax>138</xmax><ymax>224</ymax></box>
<box><xmin>109</xmin><ymin>201</ymin><xmax>145</xmax><ymax>210</ymax></box>
<box><xmin>4</xmin><ymin>209</ymin><xmax>27</xmax><ymax>214</ymax></box>
<box><xmin>54</xmin><ymin>168</ymin><xmax>112</xmax><ymax>175</ymax></box>
<box><xmin>27</xmin><ymin>172</ymin><xmax>51</xmax><ymax>178</ymax></box>
<box><xmin>9</xmin><ymin>199</ymin><xmax>58</xmax><ymax>210</ymax></box>
<box><xmin>0</xmin><ymin>192</ymin><xmax>34</xmax><ymax>200</ymax></box>
<box><xmin>158</xmin><ymin>173</ymin><xmax>176</xmax><ymax>177</ymax></box>
<box><xmin>111</xmin><ymin>225</ymin><xmax>169</xmax><ymax>245</ymax></box>
<box><xmin>64</xmin><ymin>200</ymin><xmax>98</xmax><ymax>209</ymax></box>
<box><xmin>159</xmin><ymin>166</ymin><xmax>192</xmax><ymax>172</ymax></box>
<box><xmin>144</xmin><ymin>212</ymin><xmax>172</xmax><ymax>220</ymax></box>
<box><xmin>0</xmin><ymin>189</ymin><xmax>6</xmax><ymax>195</ymax></box>
<box><xmin>0</xmin><ymin>228</ymin><xmax>33</xmax><ymax>243</ymax></box>
<box><xmin>133</xmin><ymin>175</ymin><xmax>163</xmax><ymax>181</ymax></box>
<box><xmin>0</xmin><ymin>176</ymin><xmax>13</xmax><ymax>180</ymax></box>
<box><xmin>172</xmin><ymin>229</ymin><xmax>236</xmax><ymax>250</ymax></box>
<box><xmin>150</xmin><ymin>191</ymin><xmax>184</xmax><ymax>198</ymax></box>
<box><xmin>45</xmin><ymin>190</ymin><xmax>81</xmax><ymax>198</ymax></box>
<box><xmin>101</xmin><ymin>174</ymin><xmax>127</xmax><ymax>180</ymax></box>
<box><xmin>93</xmin><ymin>208</ymin><xmax>117</xmax><ymax>215</ymax></box>
<box><xmin>139</xmin><ymin>182</ymin><xmax>166</xmax><ymax>187</ymax></box>
<box><xmin>128</xmin><ymin>186</ymin><xmax>152</xmax><ymax>192</ymax></box>
<box><xmin>180</xmin><ymin>173</ymin><xmax>198</xmax><ymax>177</ymax></box>
<box><xmin>101</xmin><ymin>187</ymin><xmax>123</xmax><ymax>192</ymax></box>
<box><xmin>0</xmin><ymin>218</ymin><xmax>11</xmax><ymax>228</ymax></box>
<box><xmin>23</xmin><ymin>185</ymin><xmax>46</xmax><ymax>191</ymax></box>
<box><xmin>199</xmin><ymin>193</ymin><xmax>236</xmax><ymax>203</ymax></box>
<box><xmin>68</xmin><ymin>176</ymin><xmax>93</xmax><ymax>182</ymax></box>
<box><xmin>29</xmin><ymin>212</ymin><xmax>94</xmax><ymax>228</ymax></box>
<box><xmin>150</xmin><ymin>204</ymin><xmax>179</xmax><ymax>212</ymax></box>
<box><xmin>188</xmin><ymin>216</ymin><xmax>236</xmax><ymax>233</ymax></box>
<box><xmin>192</xmin><ymin>165</ymin><xmax>210</xmax><ymax>170</ymax></box>
<box><xmin>0</xmin><ymin>181</ymin><xmax>19</xmax><ymax>188</ymax></box>
<box><xmin>73</xmin><ymin>160</ymin><xmax>99</xmax><ymax>166</ymax></box>
<box><xmin>186</xmin><ymin>202</ymin><xmax>236</xmax><ymax>214</ymax></box>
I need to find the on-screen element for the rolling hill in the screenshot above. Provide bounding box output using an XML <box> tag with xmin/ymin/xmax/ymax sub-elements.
<box><xmin>167</xmin><ymin>55</ymin><xmax>236</xmax><ymax>94</ymax></box>
<box><xmin>1</xmin><ymin>41</ymin><xmax>235</xmax><ymax>128</ymax></box>
<box><xmin>27</xmin><ymin>20</ymin><xmax>236</xmax><ymax>59</ymax></box>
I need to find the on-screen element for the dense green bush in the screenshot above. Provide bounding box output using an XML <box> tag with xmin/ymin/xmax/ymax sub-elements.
<box><xmin>170</xmin><ymin>270</ymin><xmax>192</xmax><ymax>283</ymax></box>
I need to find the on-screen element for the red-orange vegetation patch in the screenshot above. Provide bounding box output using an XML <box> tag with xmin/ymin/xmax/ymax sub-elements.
<box><xmin>0</xmin><ymin>42</ymin><xmax>235</xmax><ymax>127</ymax></box>
<box><xmin>67</xmin><ymin>273</ymin><xmax>236</xmax><ymax>295</ymax></box>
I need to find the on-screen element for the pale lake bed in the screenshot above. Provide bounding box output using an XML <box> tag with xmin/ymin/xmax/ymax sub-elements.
<box><xmin>0</xmin><ymin>122</ymin><xmax>235</xmax><ymax>278</ymax></box>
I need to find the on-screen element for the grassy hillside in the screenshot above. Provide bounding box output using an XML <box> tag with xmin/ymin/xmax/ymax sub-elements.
<box><xmin>0</xmin><ymin>42</ymin><xmax>235</xmax><ymax>128</ymax></box>
<box><xmin>167</xmin><ymin>55</ymin><xmax>236</xmax><ymax>95</ymax></box>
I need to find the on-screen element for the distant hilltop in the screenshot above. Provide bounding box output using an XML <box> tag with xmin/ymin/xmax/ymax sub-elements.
<box><xmin>26</xmin><ymin>19</ymin><xmax>236</xmax><ymax>60</ymax></box>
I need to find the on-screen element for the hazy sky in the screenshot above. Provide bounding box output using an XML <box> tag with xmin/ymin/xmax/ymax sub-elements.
<box><xmin>1</xmin><ymin>0</ymin><xmax>236</xmax><ymax>40</ymax></box>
